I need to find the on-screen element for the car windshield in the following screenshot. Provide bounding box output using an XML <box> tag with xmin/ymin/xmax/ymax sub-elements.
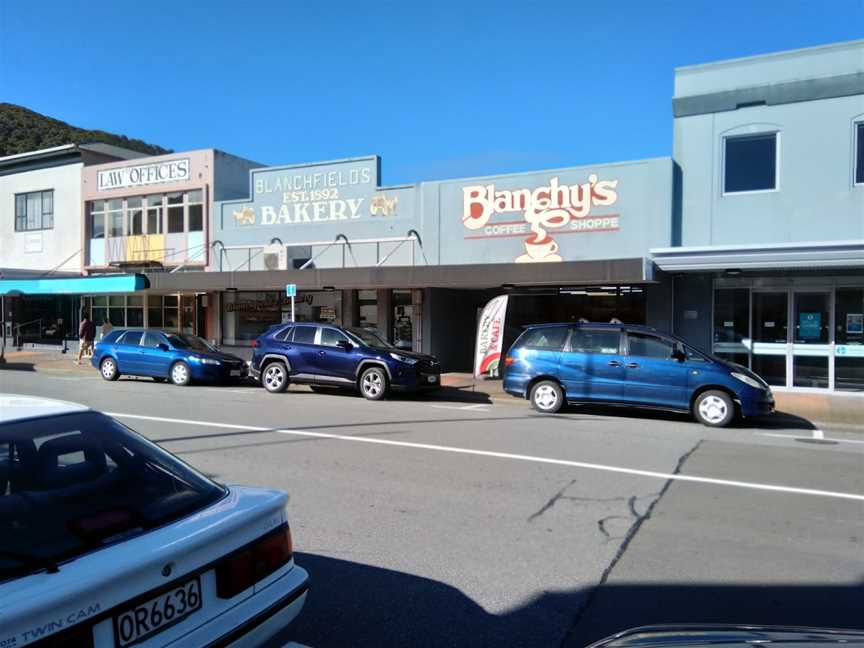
<box><xmin>167</xmin><ymin>333</ymin><xmax>216</xmax><ymax>353</ymax></box>
<box><xmin>347</xmin><ymin>327</ymin><xmax>393</xmax><ymax>349</ymax></box>
<box><xmin>0</xmin><ymin>411</ymin><xmax>225</xmax><ymax>582</ymax></box>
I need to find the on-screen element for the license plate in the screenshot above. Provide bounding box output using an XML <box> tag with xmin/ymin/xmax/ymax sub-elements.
<box><xmin>427</xmin><ymin>375</ymin><xmax>438</xmax><ymax>383</ymax></box>
<box><xmin>114</xmin><ymin>576</ymin><xmax>202</xmax><ymax>647</ymax></box>
<box><xmin>230</xmin><ymin>369</ymin><xmax>242</xmax><ymax>376</ymax></box>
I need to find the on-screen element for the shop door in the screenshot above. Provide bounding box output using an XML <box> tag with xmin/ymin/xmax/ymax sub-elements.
<box><xmin>792</xmin><ymin>291</ymin><xmax>831</xmax><ymax>388</ymax></box>
<box><xmin>751</xmin><ymin>291</ymin><xmax>788</xmax><ymax>387</ymax></box>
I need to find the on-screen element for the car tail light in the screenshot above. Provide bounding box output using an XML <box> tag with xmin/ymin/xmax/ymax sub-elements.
<box><xmin>504</xmin><ymin>355</ymin><xmax>515</xmax><ymax>366</ymax></box>
<box><xmin>251</xmin><ymin>339</ymin><xmax>259</xmax><ymax>348</ymax></box>
<box><xmin>215</xmin><ymin>525</ymin><xmax>292</xmax><ymax>599</ymax></box>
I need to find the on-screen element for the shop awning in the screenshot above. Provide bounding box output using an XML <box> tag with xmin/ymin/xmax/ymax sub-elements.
<box><xmin>0</xmin><ymin>274</ymin><xmax>149</xmax><ymax>296</ymax></box>
<box><xmin>650</xmin><ymin>240</ymin><xmax>864</xmax><ymax>272</ymax></box>
<box><xmin>144</xmin><ymin>258</ymin><xmax>649</xmax><ymax>292</ymax></box>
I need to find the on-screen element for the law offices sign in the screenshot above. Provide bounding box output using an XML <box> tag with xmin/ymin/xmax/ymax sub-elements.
<box><xmin>97</xmin><ymin>158</ymin><xmax>191</xmax><ymax>191</ymax></box>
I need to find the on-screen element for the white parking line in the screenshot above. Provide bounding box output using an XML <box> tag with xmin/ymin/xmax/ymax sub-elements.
<box><xmin>106</xmin><ymin>412</ymin><xmax>864</xmax><ymax>503</ymax></box>
<box><xmin>757</xmin><ymin>431</ymin><xmax>864</xmax><ymax>445</ymax></box>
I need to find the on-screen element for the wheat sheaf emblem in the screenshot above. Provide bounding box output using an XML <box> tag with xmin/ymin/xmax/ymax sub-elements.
<box><xmin>233</xmin><ymin>207</ymin><xmax>256</xmax><ymax>225</ymax></box>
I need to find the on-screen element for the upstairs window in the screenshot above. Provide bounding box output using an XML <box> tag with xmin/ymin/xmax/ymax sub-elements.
<box><xmin>724</xmin><ymin>133</ymin><xmax>777</xmax><ymax>194</ymax></box>
<box><xmin>855</xmin><ymin>122</ymin><xmax>864</xmax><ymax>186</ymax></box>
<box><xmin>14</xmin><ymin>190</ymin><xmax>54</xmax><ymax>231</ymax></box>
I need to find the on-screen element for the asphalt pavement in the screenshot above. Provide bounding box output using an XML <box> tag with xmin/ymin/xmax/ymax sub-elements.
<box><xmin>1</xmin><ymin>364</ymin><xmax>863</xmax><ymax>647</ymax></box>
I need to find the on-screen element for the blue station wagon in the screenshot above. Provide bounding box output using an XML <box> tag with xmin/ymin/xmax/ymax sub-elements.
<box><xmin>92</xmin><ymin>329</ymin><xmax>248</xmax><ymax>386</ymax></box>
<box><xmin>503</xmin><ymin>323</ymin><xmax>775</xmax><ymax>427</ymax></box>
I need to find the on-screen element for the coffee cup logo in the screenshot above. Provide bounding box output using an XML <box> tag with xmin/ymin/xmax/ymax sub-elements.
<box><xmin>462</xmin><ymin>174</ymin><xmax>619</xmax><ymax>263</ymax></box>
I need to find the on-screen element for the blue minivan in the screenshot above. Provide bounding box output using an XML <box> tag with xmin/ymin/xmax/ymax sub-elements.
<box><xmin>503</xmin><ymin>323</ymin><xmax>774</xmax><ymax>427</ymax></box>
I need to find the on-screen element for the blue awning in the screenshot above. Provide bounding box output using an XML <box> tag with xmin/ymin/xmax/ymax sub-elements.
<box><xmin>0</xmin><ymin>274</ymin><xmax>149</xmax><ymax>296</ymax></box>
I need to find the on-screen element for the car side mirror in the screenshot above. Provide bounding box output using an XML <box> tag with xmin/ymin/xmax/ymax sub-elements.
<box><xmin>158</xmin><ymin>343</ymin><xmax>170</xmax><ymax>352</ymax></box>
<box><xmin>672</xmin><ymin>348</ymin><xmax>686</xmax><ymax>362</ymax></box>
<box><xmin>336</xmin><ymin>340</ymin><xmax>354</xmax><ymax>352</ymax></box>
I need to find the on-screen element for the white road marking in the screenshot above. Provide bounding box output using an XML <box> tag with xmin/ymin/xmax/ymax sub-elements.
<box><xmin>757</xmin><ymin>431</ymin><xmax>864</xmax><ymax>445</ymax></box>
<box><xmin>107</xmin><ymin>411</ymin><xmax>864</xmax><ymax>503</ymax></box>
<box><xmin>428</xmin><ymin>403</ymin><xmax>490</xmax><ymax>411</ymax></box>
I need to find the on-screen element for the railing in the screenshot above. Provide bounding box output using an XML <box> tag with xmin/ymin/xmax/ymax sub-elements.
<box><xmin>212</xmin><ymin>231</ymin><xmax>428</xmax><ymax>272</ymax></box>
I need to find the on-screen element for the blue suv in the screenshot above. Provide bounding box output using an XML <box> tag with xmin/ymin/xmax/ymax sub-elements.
<box><xmin>503</xmin><ymin>323</ymin><xmax>774</xmax><ymax>427</ymax></box>
<box><xmin>250</xmin><ymin>323</ymin><xmax>441</xmax><ymax>400</ymax></box>
<box><xmin>92</xmin><ymin>329</ymin><xmax>248</xmax><ymax>386</ymax></box>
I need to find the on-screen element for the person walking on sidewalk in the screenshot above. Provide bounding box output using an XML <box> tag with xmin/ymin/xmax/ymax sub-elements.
<box><xmin>75</xmin><ymin>314</ymin><xmax>96</xmax><ymax>365</ymax></box>
<box><xmin>100</xmin><ymin>318</ymin><xmax>113</xmax><ymax>341</ymax></box>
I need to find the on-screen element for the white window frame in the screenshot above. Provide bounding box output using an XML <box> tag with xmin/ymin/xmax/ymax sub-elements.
<box><xmin>854</xmin><ymin>121</ymin><xmax>864</xmax><ymax>187</ymax></box>
<box><xmin>721</xmin><ymin>131</ymin><xmax>780</xmax><ymax>196</ymax></box>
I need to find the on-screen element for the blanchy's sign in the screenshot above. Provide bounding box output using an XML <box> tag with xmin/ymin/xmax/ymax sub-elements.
<box><xmin>462</xmin><ymin>174</ymin><xmax>620</xmax><ymax>263</ymax></box>
<box><xmin>98</xmin><ymin>159</ymin><xmax>190</xmax><ymax>191</ymax></box>
<box><xmin>231</xmin><ymin>158</ymin><xmax>382</xmax><ymax>227</ymax></box>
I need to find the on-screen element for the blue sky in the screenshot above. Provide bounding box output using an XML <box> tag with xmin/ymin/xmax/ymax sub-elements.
<box><xmin>2</xmin><ymin>1</ymin><xmax>862</xmax><ymax>185</ymax></box>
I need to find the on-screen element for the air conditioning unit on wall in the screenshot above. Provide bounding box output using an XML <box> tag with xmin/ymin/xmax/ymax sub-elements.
<box><xmin>262</xmin><ymin>243</ymin><xmax>287</xmax><ymax>271</ymax></box>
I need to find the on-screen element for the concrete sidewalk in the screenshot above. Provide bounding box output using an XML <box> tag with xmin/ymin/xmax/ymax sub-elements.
<box><xmin>2</xmin><ymin>350</ymin><xmax>860</xmax><ymax>429</ymax></box>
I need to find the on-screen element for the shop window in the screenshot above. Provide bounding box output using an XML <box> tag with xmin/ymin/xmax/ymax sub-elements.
<box><xmin>127</xmin><ymin>295</ymin><xmax>144</xmax><ymax>327</ymax></box>
<box><xmin>107</xmin><ymin>199</ymin><xmax>124</xmax><ymax>237</ymax></box>
<box><xmin>724</xmin><ymin>133</ymin><xmax>777</xmax><ymax>193</ymax></box>
<box><xmin>146</xmin><ymin>195</ymin><xmax>163</xmax><ymax>234</ymax></box>
<box><xmin>167</xmin><ymin>193</ymin><xmax>184</xmax><ymax>233</ymax></box>
<box><xmin>163</xmin><ymin>295</ymin><xmax>179</xmax><ymax>329</ymax></box>
<box><xmin>856</xmin><ymin>123</ymin><xmax>864</xmax><ymax>186</ymax></box>
<box><xmin>713</xmin><ymin>288</ymin><xmax>750</xmax><ymax>367</ymax></box>
<box><xmin>89</xmin><ymin>200</ymin><xmax>106</xmax><ymax>239</ymax></box>
<box><xmin>15</xmin><ymin>190</ymin><xmax>54</xmax><ymax>231</ymax></box>
<box><xmin>127</xmin><ymin>197</ymin><xmax>143</xmax><ymax>236</ymax></box>
<box><xmin>393</xmin><ymin>290</ymin><xmax>414</xmax><ymax>350</ymax></box>
<box><xmin>358</xmin><ymin>290</ymin><xmax>377</xmax><ymax>328</ymax></box>
<box><xmin>188</xmin><ymin>190</ymin><xmax>203</xmax><ymax>232</ymax></box>
<box><xmin>835</xmin><ymin>288</ymin><xmax>864</xmax><ymax>391</ymax></box>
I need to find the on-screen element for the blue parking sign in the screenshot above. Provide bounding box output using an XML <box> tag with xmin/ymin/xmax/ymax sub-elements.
<box><xmin>286</xmin><ymin>284</ymin><xmax>297</xmax><ymax>297</ymax></box>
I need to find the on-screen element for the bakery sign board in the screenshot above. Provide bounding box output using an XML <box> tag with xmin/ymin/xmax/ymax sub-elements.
<box><xmin>461</xmin><ymin>173</ymin><xmax>620</xmax><ymax>263</ymax></box>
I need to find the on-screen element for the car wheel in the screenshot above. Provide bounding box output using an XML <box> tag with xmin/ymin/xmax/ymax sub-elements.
<box><xmin>262</xmin><ymin>361</ymin><xmax>289</xmax><ymax>393</ymax></box>
<box><xmin>530</xmin><ymin>380</ymin><xmax>564</xmax><ymax>414</ymax></box>
<box><xmin>100</xmin><ymin>357</ymin><xmax>119</xmax><ymax>381</ymax></box>
<box><xmin>153</xmin><ymin>377</ymin><xmax>167</xmax><ymax>383</ymax></box>
<box><xmin>359</xmin><ymin>366</ymin><xmax>388</xmax><ymax>401</ymax></box>
<box><xmin>693</xmin><ymin>390</ymin><xmax>735</xmax><ymax>427</ymax></box>
<box><xmin>170</xmin><ymin>361</ymin><xmax>191</xmax><ymax>386</ymax></box>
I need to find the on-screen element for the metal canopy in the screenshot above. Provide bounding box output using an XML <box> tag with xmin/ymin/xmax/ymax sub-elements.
<box><xmin>145</xmin><ymin>258</ymin><xmax>649</xmax><ymax>292</ymax></box>
<box><xmin>0</xmin><ymin>274</ymin><xmax>149</xmax><ymax>296</ymax></box>
<box><xmin>650</xmin><ymin>240</ymin><xmax>864</xmax><ymax>272</ymax></box>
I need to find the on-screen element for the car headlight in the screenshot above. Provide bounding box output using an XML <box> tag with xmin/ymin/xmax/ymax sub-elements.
<box><xmin>389</xmin><ymin>352</ymin><xmax>418</xmax><ymax>365</ymax></box>
<box><xmin>731</xmin><ymin>372</ymin><xmax>762</xmax><ymax>389</ymax></box>
<box><xmin>191</xmin><ymin>355</ymin><xmax>221</xmax><ymax>365</ymax></box>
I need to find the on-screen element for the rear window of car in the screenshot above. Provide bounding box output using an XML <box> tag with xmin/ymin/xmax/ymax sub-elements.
<box><xmin>101</xmin><ymin>330</ymin><xmax>124</xmax><ymax>344</ymax></box>
<box><xmin>0</xmin><ymin>412</ymin><xmax>225</xmax><ymax>583</ymax></box>
<box><xmin>292</xmin><ymin>326</ymin><xmax>317</xmax><ymax>344</ymax></box>
<box><xmin>515</xmin><ymin>326</ymin><xmax>570</xmax><ymax>350</ymax></box>
<box><xmin>273</xmin><ymin>326</ymin><xmax>293</xmax><ymax>341</ymax></box>
<box><xmin>568</xmin><ymin>329</ymin><xmax>621</xmax><ymax>355</ymax></box>
<box><xmin>118</xmin><ymin>331</ymin><xmax>143</xmax><ymax>346</ymax></box>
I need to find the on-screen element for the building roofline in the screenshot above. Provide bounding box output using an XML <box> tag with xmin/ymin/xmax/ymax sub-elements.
<box><xmin>0</xmin><ymin>142</ymin><xmax>147</xmax><ymax>169</ymax></box>
<box><xmin>674</xmin><ymin>39</ymin><xmax>864</xmax><ymax>75</ymax></box>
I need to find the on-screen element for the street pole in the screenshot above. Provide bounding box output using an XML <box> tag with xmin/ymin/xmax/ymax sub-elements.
<box><xmin>291</xmin><ymin>295</ymin><xmax>295</xmax><ymax>323</ymax></box>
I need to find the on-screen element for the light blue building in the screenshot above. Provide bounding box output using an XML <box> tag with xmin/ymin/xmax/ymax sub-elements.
<box><xmin>654</xmin><ymin>39</ymin><xmax>864</xmax><ymax>391</ymax></box>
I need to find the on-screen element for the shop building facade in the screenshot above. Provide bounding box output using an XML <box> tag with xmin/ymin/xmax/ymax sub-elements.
<box><xmin>80</xmin><ymin>150</ymin><xmax>261</xmax><ymax>338</ymax></box>
<box><xmin>0</xmin><ymin>143</ymin><xmax>145</xmax><ymax>344</ymax></box>
<box><xmin>655</xmin><ymin>39</ymin><xmax>864</xmax><ymax>392</ymax></box>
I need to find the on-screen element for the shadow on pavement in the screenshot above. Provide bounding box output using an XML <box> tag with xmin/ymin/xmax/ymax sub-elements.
<box><xmin>0</xmin><ymin>362</ymin><xmax>36</xmax><ymax>372</ymax></box>
<box><xmin>275</xmin><ymin>553</ymin><xmax>864</xmax><ymax>647</ymax></box>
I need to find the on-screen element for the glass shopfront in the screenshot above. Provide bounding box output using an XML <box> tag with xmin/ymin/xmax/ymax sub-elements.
<box><xmin>712</xmin><ymin>280</ymin><xmax>864</xmax><ymax>391</ymax></box>
<box><xmin>221</xmin><ymin>290</ymin><xmax>342</xmax><ymax>345</ymax></box>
